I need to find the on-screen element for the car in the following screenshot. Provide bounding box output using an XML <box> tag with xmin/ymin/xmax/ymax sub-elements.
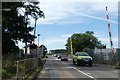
<box><xmin>61</xmin><ymin>55</ymin><xmax>68</xmax><ymax>61</ymax></box>
<box><xmin>57</xmin><ymin>55</ymin><xmax>61</xmax><ymax>59</ymax></box>
<box><xmin>73</xmin><ymin>52</ymin><xmax>92</xmax><ymax>66</ymax></box>
<box><xmin>53</xmin><ymin>54</ymin><xmax>58</xmax><ymax>57</ymax></box>
<box><xmin>55</xmin><ymin>54</ymin><xmax>58</xmax><ymax>57</ymax></box>
<box><xmin>53</xmin><ymin>54</ymin><xmax>57</xmax><ymax>57</ymax></box>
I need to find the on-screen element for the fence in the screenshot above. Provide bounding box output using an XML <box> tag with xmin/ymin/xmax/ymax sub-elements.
<box><xmin>93</xmin><ymin>48</ymin><xmax>120</xmax><ymax>65</ymax></box>
<box><xmin>16</xmin><ymin>57</ymin><xmax>42</xmax><ymax>80</ymax></box>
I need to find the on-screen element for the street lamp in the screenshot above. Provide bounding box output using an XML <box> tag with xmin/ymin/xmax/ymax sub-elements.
<box><xmin>34</xmin><ymin>18</ymin><xmax>37</xmax><ymax>37</ymax></box>
<box><xmin>37</xmin><ymin>34</ymin><xmax>40</xmax><ymax>47</ymax></box>
<box><xmin>33</xmin><ymin>11</ymin><xmax>45</xmax><ymax>42</ymax></box>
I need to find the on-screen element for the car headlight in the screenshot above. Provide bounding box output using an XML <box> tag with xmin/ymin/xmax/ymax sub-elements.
<box><xmin>90</xmin><ymin>58</ymin><xmax>93</xmax><ymax>60</ymax></box>
<box><xmin>77</xmin><ymin>57</ymin><xmax>82</xmax><ymax>60</ymax></box>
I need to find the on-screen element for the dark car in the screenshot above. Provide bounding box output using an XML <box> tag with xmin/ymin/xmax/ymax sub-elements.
<box><xmin>61</xmin><ymin>55</ymin><xmax>68</xmax><ymax>61</ymax></box>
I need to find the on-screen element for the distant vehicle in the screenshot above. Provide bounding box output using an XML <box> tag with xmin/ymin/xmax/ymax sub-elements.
<box><xmin>53</xmin><ymin>54</ymin><xmax>58</xmax><ymax>57</ymax></box>
<box><xmin>57</xmin><ymin>55</ymin><xmax>61</xmax><ymax>59</ymax></box>
<box><xmin>61</xmin><ymin>55</ymin><xmax>68</xmax><ymax>61</ymax></box>
<box><xmin>73</xmin><ymin>52</ymin><xmax>92</xmax><ymax>66</ymax></box>
<box><xmin>55</xmin><ymin>54</ymin><xmax>58</xmax><ymax>57</ymax></box>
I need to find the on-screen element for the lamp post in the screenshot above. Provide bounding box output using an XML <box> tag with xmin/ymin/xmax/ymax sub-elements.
<box><xmin>34</xmin><ymin>18</ymin><xmax>37</xmax><ymax>37</ymax></box>
<box><xmin>37</xmin><ymin>34</ymin><xmax>40</xmax><ymax>47</ymax></box>
<box><xmin>33</xmin><ymin>12</ymin><xmax>45</xmax><ymax>43</ymax></box>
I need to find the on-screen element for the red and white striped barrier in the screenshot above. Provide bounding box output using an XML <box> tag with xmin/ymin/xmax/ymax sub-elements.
<box><xmin>106</xmin><ymin>6</ymin><xmax>115</xmax><ymax>56</ymax></box>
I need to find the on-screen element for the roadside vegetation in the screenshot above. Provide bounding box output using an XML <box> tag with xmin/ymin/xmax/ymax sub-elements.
<box><xmin>2</xmin><ymin>1</ymin><xmax>44</xmax><ymax>79</ymax></box>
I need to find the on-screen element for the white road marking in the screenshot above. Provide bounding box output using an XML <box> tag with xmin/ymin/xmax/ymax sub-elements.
<box><xmin>72</xmin><ymin>67</ymin><xmax>97</xmax><ymax>80</ymax></box>
<box><xmin>47</xmin><ymin>58</ymin><xmax>59</xmax><ymax>60</ymax></box>
<box><xmin>62</xmin><ymin>62</ymin><xmax>67</xmax><ymax>64</ymax></box>
<box><xmin>61</xmin><ymin>59</ymin><xmax>96</xmax><ymax>79</ymax></box>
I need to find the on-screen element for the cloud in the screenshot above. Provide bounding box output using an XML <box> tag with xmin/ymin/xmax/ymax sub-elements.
<box><xmin>94</xmin><ymin>32</ymin><xmax>118</xmax><ymax>48</ymax></box>
<box><xmin>44</xmin><ymin>34</ymin><xmax>72</xmax><ymax>45</ymax></box>
<box><xmin>78</xmin><ymin>14</ymin><xmax>118</xmax><ymax>24</ymax></box>
<box><xmin>44</xmin><ymin>38</ymin><xmax>66</xmax><ymax>45</ymax></box>
<box><xmin>30</xmin><ymin>0</ymin><xmax>118</xmax><ymax>25</ymax></box>
<box><xmin>39</xmin><ymin>0</ymin><xmax>119</xmax><ymax>3</ymax></box>
<box><xmin>42</xmin><ymin>34</ymin><xmax>74</xmax><ymax>50</ymax></box>
<box><xmin>94</xmin><ymin>32</ymin><xmax>107</xmax><ymax>38</ymax></box>
<box><xmin>17</xmin><ymin>33</ymin><xmax>72</xmax><ymax>50</ymax></box>
<box><xmin>60</xmin><ymin>34</ymin><xmax>72</xmax><ymax>38</ymax></box>
<box><xmin>64</xmin><ymin>5</ymin><xmax>118</xmax><ymax>24</ymax></box>
<box><xmin>98</xmin><ymin>37</ymin><xmax>118</xmax><ymax>42</ymax></box>
<box><xmin>98</xmin><ymin>37</ymin><xmax>118</xmax><ymax>48</ymax></box>
<box><xmin>93</xmin><ymin>32</ymin><xmax>118</xmax><ymax>48</ymax></box>
<box><xmin>44</xmin><ymin>37</ymin><xmax>66</xmax><ymax>50</ymax></box>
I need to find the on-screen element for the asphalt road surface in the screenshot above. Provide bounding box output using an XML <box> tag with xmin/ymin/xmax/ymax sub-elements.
<box><xmin>37</xmin><ymin>55</ymin><xmax>119</xmax><ymax>80</ymax></box>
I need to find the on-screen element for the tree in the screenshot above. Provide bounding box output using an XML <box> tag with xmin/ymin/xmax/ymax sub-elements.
<box><xmin>2</xmin><ymin>2</ymin><xmax>45</xmax><ymax>79</ymax></box>
<box><xmin>22</xmin><ymin>2</ymin><xmax>45</xmax><ymax>36</ymax></box>
<box><xmin>65</xmin><ymin>31</ymin><xmax>106</xmax><ymax>55</ymax></box>
<box><xmin>39</xmin><ymin>45</ymin><xmax>47</xmax><ymax>58</ymax></box>
<box><xmin>49</xmin><ymin>49</ymin><xmax>67</xmax><ymax>54</ymax></box>
<box><xmin>2</xmin><ymin>1</ymin><xmax>44</xmax><ymax>57</ymax></box>
<box><xmin>2</xmin><ymin>2</ymin><xmax>23</xmax><ymax>56</ymax></box>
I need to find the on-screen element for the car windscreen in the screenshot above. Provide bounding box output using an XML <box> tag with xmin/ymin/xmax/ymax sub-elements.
<box><xmin>62</xmin><ymin>55</ymin><xmax>67</xmax><ymax>57</ymax></box>
<box><xmin>78</xmin><ymin>53</ymin><xmax>89</xmax><ymax>56</ymax></box>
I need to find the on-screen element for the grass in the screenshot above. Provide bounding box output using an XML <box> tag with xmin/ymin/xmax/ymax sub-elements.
<box><xmin>2</xmin><ymin>65</ymin><xmax>16</xmax><ymax>79</ymax></box>
<box><xmin>2</xmin><ymin>58</ymin><xmax>17</xmax><ymax>79</ymax></box>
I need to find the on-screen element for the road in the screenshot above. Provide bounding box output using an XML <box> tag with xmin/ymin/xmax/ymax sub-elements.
<box><xmin>37</xmin><ymin>55</ymin><xmax>119</xmax><ymax>80</ymax></box>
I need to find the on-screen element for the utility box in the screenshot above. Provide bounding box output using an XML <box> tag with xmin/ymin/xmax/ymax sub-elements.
<box><xmin>116</xmin><ymin>48</ymin><xmax>120</xmax><ymax>63</ymax></box>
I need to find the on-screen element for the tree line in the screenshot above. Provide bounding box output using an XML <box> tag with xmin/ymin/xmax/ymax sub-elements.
<box><xmin>49</xmin><ymin>49</ymin><xmax>67</xmax><ymax>54</ymax></box>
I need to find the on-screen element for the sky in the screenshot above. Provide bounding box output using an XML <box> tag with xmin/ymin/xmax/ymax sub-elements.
<box><xmin>18</xmin><ymin>0</ymin><xmax>119</xmax><ymax>51</ymax></box>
